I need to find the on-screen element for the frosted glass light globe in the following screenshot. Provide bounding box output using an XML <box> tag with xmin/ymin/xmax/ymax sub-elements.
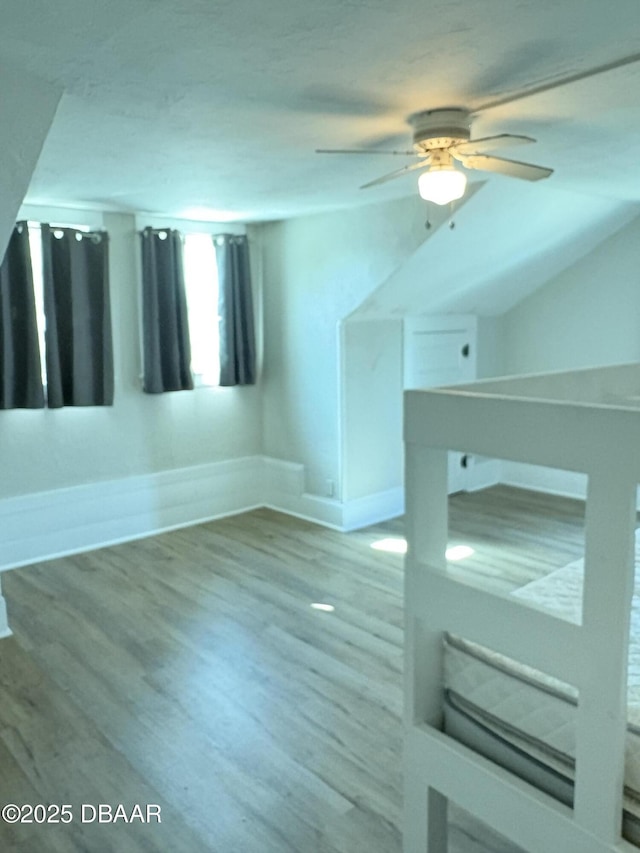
<box><xmin>418</xmin><ymin>167</ymin><xmax>467</xmax><ymax>205</ymax></box>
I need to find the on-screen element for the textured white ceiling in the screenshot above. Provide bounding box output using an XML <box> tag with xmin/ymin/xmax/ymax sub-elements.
<box><xmin>4</xmin><ymin>0</ymin><xmax>640</xmax><ymax>221</ymax></box>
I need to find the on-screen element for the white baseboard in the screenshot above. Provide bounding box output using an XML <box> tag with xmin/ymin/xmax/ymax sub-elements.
<box><xmin>500</xmin><ymin>461</ymin><xmax>588</xmax><ymax>501</ymax></box>
<box><xmin>261</xmin><ymin>457</ymin><xmax>404</xmax><ymax>530</ymax></box>
<box><xmin>261</xmin><ymin>456</ymin><xmax>343</xmax><ymax>529</ymax></box>
<box><xmin>341</xmin><ymin>487</ymin><xmax>404</xmax><ymax>532</ymax></box>
<box><xmin>0</xmin><ymin>456</ymin><xmax>263</xmax><ymax>572</ymax></box>
<box><xmin>466</xmin><ymin>458</ymin><xmax>502</xmax><ymax>493</ymax></box>
<box><xmin>3</xmin><ymin>451</ymin><xmax>626</xmax><ymax>580</ymax></box>
<box><xmin>500</xmin><ymin>461</ymin><xmax>640</xmax><ymax>509</ymax></box>
<box><xmin>0</xmin><ymin>454</ymin><xmax>408</xmax><ymax>583</ymax></box>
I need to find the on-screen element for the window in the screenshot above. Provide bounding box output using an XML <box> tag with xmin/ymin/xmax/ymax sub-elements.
<box><xmin>2</xmin><ymin>210</ymin><xmax>113</xmax><ymax>408</ymax></box>
<box><xmin>27</xmin><ymin>220</ymin><xmax>92</xmax><ymax>386</ymax></box>
<box><xmin>182</xmin><ymin>232</ymin><xmax>220</xmax><ymax>387</ymax></box>
<box><xmin>137</xmin><ymin>217</ymin><xmax>251</xmax><ymax>393</ymax></box>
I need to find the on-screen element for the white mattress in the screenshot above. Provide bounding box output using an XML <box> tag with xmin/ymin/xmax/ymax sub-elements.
<box><xmin>444</xmin><ymin>530</ymin><xmax>640</xmax><ymax>799</ymax></box>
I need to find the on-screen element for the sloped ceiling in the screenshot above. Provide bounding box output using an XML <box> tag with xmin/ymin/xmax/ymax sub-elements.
<box><xmin>2</xmin><ymin>0</ymin><xmax>640</xmax><ymax>222</ymax></box>
<box><xmin>0</xmin><ymin>60</ymin><xmax>61</xmax><ymax>259</ymax></box>
<box><xmin>351</xmin><ymin>179</ymin><xmax>640</xmax><ymax>317</ymax></box>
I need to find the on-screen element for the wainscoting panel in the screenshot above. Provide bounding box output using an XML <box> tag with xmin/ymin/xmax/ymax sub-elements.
<box><xmin>261</xmin><ymin>456</ymin><xmax>344</xmax><ymax>529</ymax></box>
<box><xmin>0</xmin><ymin>454</ymin><xmax>531</xmax><ymax>578</ymax></box>
<box><xmin>0</xmin><ymin>457</ymin><xmax>263</xmax><ymax>571</ymax></box>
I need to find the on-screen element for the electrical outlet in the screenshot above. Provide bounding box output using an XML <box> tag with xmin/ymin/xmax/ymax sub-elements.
<box><xmin>325</xmin><ymin>479</ymin><xmax>335</xmax><ymax>498</ymax></box>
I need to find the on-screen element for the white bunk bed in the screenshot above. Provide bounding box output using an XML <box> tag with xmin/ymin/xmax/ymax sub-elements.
<box><xmin>403</xmin><ymin>362</ymin><xmax>640</xmax><ymax>853</ymax></box>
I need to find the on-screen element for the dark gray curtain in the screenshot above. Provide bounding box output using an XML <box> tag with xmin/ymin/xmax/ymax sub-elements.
<box><xmin>42</xmin><ymin>224</ymin><xmax>114</xmax><ymax>408</ymax></box>
<box><xmin>140</xmin><ymin>228</ymin><xmax>193</xmax><ymax>393</ymax></box>
<box><xmin>0</xmin><ymin>222</ymin><xmax>45</xmax><ymax>408</ymax></box>
<box><xmin>215</xmin><ymin>234</ymin><xmax>256</xmax><ymax>386</ymax></box>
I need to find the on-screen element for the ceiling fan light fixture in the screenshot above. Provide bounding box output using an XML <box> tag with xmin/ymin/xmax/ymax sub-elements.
<box><xmin>418</xmin><ymin>165</ymin><xmax>467</xmax><ymax>205</ymax></box>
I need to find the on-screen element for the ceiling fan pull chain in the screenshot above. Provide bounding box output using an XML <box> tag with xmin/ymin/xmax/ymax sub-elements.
<box><xmin>425</xmin><ymin>201</ymin><xmax>433</xmax><ymax>230</ymax></box>
<box><xmin>449</xmin><ymin>199</ymin><xmax>456</xmax><ymax>229</ymax></box>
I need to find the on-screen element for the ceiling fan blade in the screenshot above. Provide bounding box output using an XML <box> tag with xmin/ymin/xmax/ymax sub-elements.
<box><xmin>316</xmin><ymin>148</ymin><xmax>416</xmax><ymax>156</ymax></box>
<box><xmin>453</xmin><ymin>134</ymin><xmax>535</xmax><ymax>155</ymax></box>
<box><xmin>360</xmin><ymin>157</ymin><xmax>430</xmax><ymax>189</ymax></box>
<box><xmin>475</xmin><ymin>50</ymin><xmax>640</xmax><ymax>113</ymax></box>
<box><xmin>457</xmin><ymin>153</ymin><xmax>553</xmax><ymax>181</ymax></box>
<box><xmin>294</xmin><ymin>86</ymin><xmax>394</xmax><ymax>117</ymax></box>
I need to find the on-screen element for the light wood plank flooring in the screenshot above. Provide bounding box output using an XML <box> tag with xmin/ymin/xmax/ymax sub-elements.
<box><xmin>0</xmin><ymin>485</ymin><xmax>587</xmax><ymax>852</ymax></box>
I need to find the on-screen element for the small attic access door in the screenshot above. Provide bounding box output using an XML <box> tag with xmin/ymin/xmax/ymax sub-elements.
<box><xmin>403</xmin><ymin>315</ymin><xmax>477</xmax><ymax>494</ymax></box>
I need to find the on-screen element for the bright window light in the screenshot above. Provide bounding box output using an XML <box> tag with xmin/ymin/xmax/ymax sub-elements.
<box><xmin>27</xmin><ymin>224</ymin><xmax>46</xmax><ymax>385</ymax></box>
<box><xmin>27</xmin><ymin>221</ymin><xmax>91</xmax><ymax>386</ymax></box>
<box><xmin>310</xmin><ymin>602</ymin><xmax>335</xmax><ymax>612</ymax></box>
<box><xmin>183</xmin><ymin>233</ymin><xmax>220</xmax><ymax>386</ymax></box>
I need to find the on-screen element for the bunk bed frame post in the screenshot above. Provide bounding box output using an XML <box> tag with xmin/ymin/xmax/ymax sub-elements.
<box><xmin>574</xmin><ymin>466</ymin><xmax>637</xmax><ymax>844</ymax></box>
<box><xmin>404</xmin><ymin>444</ymin><xmax>449</xmax><ymax>853</ymax></box>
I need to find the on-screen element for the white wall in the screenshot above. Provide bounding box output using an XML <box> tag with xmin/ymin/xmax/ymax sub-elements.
<box><xmin>0</xmin><ymin>210</ymin><xmax>262</xmax><ymax>501</ymax></box>
<box><xmin>477</xmin><ymin>316</ymin><xmax>504</xmax><ymax>379</ymax></box>
<box><xmin>260</xmin><ymin>193</ymin><xmax>432</xmax><ymax>500</ymax></box>
<box><xmin>259</xmin><ymin>191</ymin><xmax>514</xmax><ymax>511</ymax></box>
<box><xmin>488</xmin><ymin>214</ymin><xmax>640</xmax><ymax>501</ymax></box>
<box><xmin>501</xmin><ymin>215</ymin><xmax>640</xmax><ymax>375</ymax></box>
<box><xmin>339</xmin><ymin>314</ymin><xmax>505</xmax><ymax>505</ymax></box>
<box><xmin>341</xmin><ymin>318</ymin><xmax>404</xmax><ymax>502</ymax></box>
<box><xmin>332</xmin><ymin>205</ymin><xmax>640</xmax><ymax>511</ymax></box>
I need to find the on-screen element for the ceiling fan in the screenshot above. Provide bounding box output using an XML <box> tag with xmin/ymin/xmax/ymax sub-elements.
<box><xmin>316</xmin><ymin>107</ymin><xmax>553</xmax><ymax>205</ymax></box>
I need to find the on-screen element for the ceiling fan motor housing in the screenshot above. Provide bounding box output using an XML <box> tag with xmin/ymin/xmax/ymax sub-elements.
<box><xmin>409</xmin><ymin>108</ymin><xmax>471</xmax><ymax>152</ymax></box>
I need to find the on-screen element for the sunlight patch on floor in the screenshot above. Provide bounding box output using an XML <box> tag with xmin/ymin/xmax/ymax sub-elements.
<box><xmin>371</xmin><ymin>538</ymin><xmax>475</xmax><ymax>562</ymax></box>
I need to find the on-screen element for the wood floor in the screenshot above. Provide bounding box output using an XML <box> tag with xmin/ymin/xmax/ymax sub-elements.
<box><xmin>0</xmin><ymin>485</ymin><xmax>587</xmax><ymax>852</ymax></box>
